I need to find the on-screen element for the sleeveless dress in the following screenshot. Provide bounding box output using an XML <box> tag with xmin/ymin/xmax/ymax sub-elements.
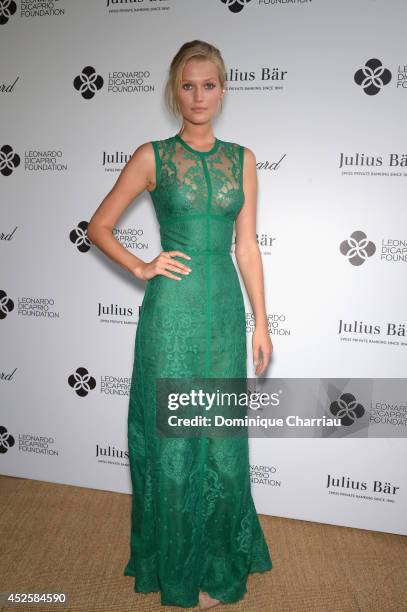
<box><xmin>123</xmin><ymin>134</ymin><xmax>272</xmax><ymax>607</ymax></box>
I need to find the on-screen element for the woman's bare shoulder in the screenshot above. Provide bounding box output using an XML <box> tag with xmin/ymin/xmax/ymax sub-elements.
<box><xmin>132</xmin><ymin>135</ymin><xmax>173</xmax><ymax>157</ymax></box>
<box><xmin>222</xmin><ymin>139</ymin><xmax>256</xmax><ymax>160</ymax></box>
<box><xmin>131</xmin><ymin>140</ymin><xmax>154</xmax><ymax>158</ymax></box>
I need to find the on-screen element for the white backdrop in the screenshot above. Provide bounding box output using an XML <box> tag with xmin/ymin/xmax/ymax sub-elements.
<box><xmin>1</xmin><ymin>0</ymin><xmax>406</xmax><ymax>536</ymax></box>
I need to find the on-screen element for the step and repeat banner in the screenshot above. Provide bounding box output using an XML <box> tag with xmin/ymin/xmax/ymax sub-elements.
<box><xmin>1</xmin><ymin>0</ymin><xmax>406</xmax><ymax>536</ymax></box>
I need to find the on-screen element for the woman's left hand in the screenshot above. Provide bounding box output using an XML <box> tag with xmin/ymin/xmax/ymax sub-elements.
<box><xmin>252</xmin><ymin>325</ymin><xmax>273</xmax><ymax>375</ymax></box>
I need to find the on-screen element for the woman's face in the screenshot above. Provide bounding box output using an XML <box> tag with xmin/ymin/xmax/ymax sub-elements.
<box><xmin>177</xmin><ymin>58</ymin><xmax>224</xmax><ymax>125</ymax></box>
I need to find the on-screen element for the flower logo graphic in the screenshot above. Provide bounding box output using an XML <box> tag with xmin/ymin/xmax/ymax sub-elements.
<box><xmin>68</xmin><ymin>367</ymin><xmax>96</xmax><ymax>397</ymax></box>
<box><xmin>69</xmin><ymin>221</ymin><xmax>92</xmax><ymax>253</ymax></box>
<box><xmin>0</xmin><ymin>0</ymin><xmax>17</xmax><ymax>26</ymax></box>
<box><xmin>354</xmin><ymin>58</ymin><xmax>392</xmax><ymax>95</ymax></box>
<box><xmin>0</xmin><ymin>145</ymin><xmax>20</xmax><ymax>177</ymax></box>
<box><xmin>339</xmin><ymin>230</ymin><xmax>376</xmax><ymax>266</ymax></box>
<box><xmin>329</xmin><ymin>393</ymin><xmax>365</xmax><ymax>426</ymax></box>
<box><xmin>0</xmin><ymin>289</ymin><xmax>14</xmax><ymax>320</ymax></box>
<box><xmin>0</xmin><ymin>426</ymin><xmax>15</xmax><ymax>453</ymax></box>
<box><xmin>73</xmin><ymin>66</ymin><xmax>104</xmax><ymax>99</ymax></box>
<box><xmin>220</xmin><ymin>0</ymin><xmax>253</xmax><ymax>13</ymax></box>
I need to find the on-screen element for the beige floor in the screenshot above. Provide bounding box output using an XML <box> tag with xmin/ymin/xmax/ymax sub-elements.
<box><xmin>1</xmin><ymin>475</ymin><xmax>406</xmax><ymax>612</ymax></box>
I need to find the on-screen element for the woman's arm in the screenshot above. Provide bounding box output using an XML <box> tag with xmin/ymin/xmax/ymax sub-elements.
<box><xmin>88</xmin><ymin>142</ymin><xmax>194</xmax><ymax>282</ymax></box>
<box><xmin>234</xmin><ymin>146</ymin><xmax>273</xmax><ymax>375</ymax></box>
<box><xmin>87</xmin><ymin>142</ymin><xmax>154</xmax><ymax>279</ymax></box>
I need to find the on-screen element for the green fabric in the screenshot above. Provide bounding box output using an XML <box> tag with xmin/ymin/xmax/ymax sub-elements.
<box><xmin>124</xmin><ymin>134</ymin><xmax>272</xmax><ymax>607</ymax></box>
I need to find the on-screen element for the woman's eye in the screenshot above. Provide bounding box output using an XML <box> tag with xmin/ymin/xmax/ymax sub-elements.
<box><xmin>182</xmin><ymin>83</ymin><xmax>216</xmax><ymax>90</ymax></box>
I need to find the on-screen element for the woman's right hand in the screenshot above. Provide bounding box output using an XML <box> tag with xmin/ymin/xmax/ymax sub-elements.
<box><xmin>133</xmin><ymin>250</ymin><xmax>192</xmax><ymax>281</ymax></box>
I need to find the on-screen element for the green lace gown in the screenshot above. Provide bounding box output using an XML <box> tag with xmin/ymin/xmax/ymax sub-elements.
<box><xmin>123</xmin><ymin>134</ymin><xmax>272</xmax><ymax>607</ymax></box>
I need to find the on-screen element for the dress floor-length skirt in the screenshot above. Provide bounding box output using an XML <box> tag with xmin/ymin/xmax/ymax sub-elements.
<box><xmin>123</xmin><ymin>253</ymin><xmax>272</xmax><ymax>608</ymax></box>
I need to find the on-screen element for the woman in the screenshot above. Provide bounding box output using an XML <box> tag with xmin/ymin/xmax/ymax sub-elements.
<box><xmin>88</xmin><ymin>40</ymin><xmax>273</xmax><ymax>610</ymax></box>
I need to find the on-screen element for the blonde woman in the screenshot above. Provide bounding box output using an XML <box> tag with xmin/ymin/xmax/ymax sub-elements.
<box><xmin>88</xmin><ymin>40</ymin><xmax>273</xmax><ymax>610</ymax></box>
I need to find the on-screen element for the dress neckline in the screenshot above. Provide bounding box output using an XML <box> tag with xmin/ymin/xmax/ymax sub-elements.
<box><xmin>174</xmin><ymin>133</ymin><xmax>220</xmax><ymax>156</ymax></box>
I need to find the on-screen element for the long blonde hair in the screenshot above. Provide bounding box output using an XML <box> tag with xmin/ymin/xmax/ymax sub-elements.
<box><xmin>164</xmin><ymin>40</ymin><xmax>226</xmax><ymax>130</ymax></box>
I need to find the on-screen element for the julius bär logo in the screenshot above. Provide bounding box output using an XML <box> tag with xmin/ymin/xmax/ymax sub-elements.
<box><xmin>0</xmin><ymin>145</ymin><xmax>20</xmax><ymax>176</ymax></box>
<box><xmin>0</xmin><ymin>289</ymin><xmax>14</xmax><ymax>319</ymax></box>
<box><xmin>0</xmin><ymin>0</ymin><xmax>17</xmax><ymax>25</ymax></box>
<box><xmin>0</xmin><ymin>426</ymin><xmax>15</xmax><ymax>453</ymax></box>
<box><xmin>220</xmin><ymin>0</ymin><xmax>252</xmax><ymax>13</ymax></box>
<box><xmin>329</xmin><ymin>393</ymin><xmax>365</xmax><ymax>426</ymax></box>
<box><xmin>69</xmin><ymin>221</ymin><xmax>92</xmax><ymax>253</ymax></box>
<box><xmin>68</xmin><ymin>367</ymin><xmax>96</xmax><ymax>397</ymax></box>
<box><xmin>73</xmin><ymin>66</ymin><xmax>104</xmax><ymax>99</ymax></box>
<box><xmin>354</xmin><ymin>58</ymin><xmax>392</xmax><ymax>95</ymax></box>
<box><xmin>339</xmin><ymin>230</ymin><xmax>376</xmax><ymax>266</ymax></box>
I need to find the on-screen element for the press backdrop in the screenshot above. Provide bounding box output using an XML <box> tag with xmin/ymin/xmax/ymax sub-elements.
<box><xmin>1</xmin><ymin>0</ymin><xmax>406</xmax><ymax>536</ymax></box>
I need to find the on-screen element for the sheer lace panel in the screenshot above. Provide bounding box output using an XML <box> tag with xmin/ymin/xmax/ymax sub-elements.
<box><xmin>150</xmin><ymin>137</ymin><xmax>244</xmax><ymax>221</ymax></box>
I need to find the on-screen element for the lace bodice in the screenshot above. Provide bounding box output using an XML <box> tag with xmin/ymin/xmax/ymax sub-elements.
<box><xmin>150</xmin><ymin>134</ymin><xmax>245</xmax><ymax>223</ymax></box>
